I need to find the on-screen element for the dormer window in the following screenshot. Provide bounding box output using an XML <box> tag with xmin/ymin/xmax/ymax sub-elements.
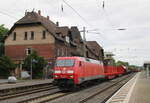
<box><xmin>65</xmin><ymin>36</ymin><xmax>70</xmax><ymax>43</ymax></box>
<box><xmin>13</xmin><ymin>32</ymin><xmax>16</xmax><ymax>41</ymax></box>
<box><xmin>56</xmin><ymin>33</ymin><xmax>60</xmax><ymax>37</ymax></box>
<box><xmin>62</xmin><ymin>35</ymin><xmax>65</xmax><ymax>38</ymax></box>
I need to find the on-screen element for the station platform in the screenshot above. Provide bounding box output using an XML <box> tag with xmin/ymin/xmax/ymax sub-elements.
<box><xmin>0</xmin><ymin>79</ymin><xmax>8</xmax><ymax>84</ymax></box>
<box><xmin>106</xmin><ymin>71</ymin><xmax>150</xmax><ymax>103</ymax></box>
<box><xmin>0</xmin><ymin>79</ymin><xmax>53</xmax><ymax>90</ymax></box>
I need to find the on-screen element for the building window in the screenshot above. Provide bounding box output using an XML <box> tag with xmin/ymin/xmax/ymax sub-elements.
<box><xmin>24</xmin><ymin>32</ymin><xmax>28</xmax><ymax>40</ymax></box>
<box><xmin>13</xmin><ymin>32</ymin><xmax>16</xmax><ymax>41</ymax></box>
<box><xmin>30</xmin><ymin>31</ymin><xmax>34</xmax><ymax>40</ymax></box>
<box><xmin>57</xmin><ymin>48</ymin><xmax>60</xmax><ymax>56</ymax></box>
<box><xmin>86</xmin><ymin>51</ymin><xmax>89</xmax><ymax>57</ymax></box>
<box><xmin>26</xmin><ymin>48</ymin><xmax>32</xmax><ymax>55</ymax></box>
<box><xmin>42</xmin><ymin>31</ymin><xmax>46</xmax><ymax>39</ymax></box>
<box><xmin>61</xmin><ymin>48</ymin><xmax>64</xmax><ymax>56</ymax></box>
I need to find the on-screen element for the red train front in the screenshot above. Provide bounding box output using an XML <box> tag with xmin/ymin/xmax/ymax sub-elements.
<box><xmin>53</xmin><ymin>57</ymin><xmax>104</xmax><ymax>89</ymax></box>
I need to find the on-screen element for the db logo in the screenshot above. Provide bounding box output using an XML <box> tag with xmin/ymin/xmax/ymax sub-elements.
<box><xmin>63</xmin><ymin>68</ymin><xmax>66</xmax><ymax>70</ymax></box>
<box><xmin>62</xmin><ymin>70</ymin><xmax>66</xmax><ymax>74</ymax></box>
<box><xmin>62</xmin><ymin>68</ymin><xmax>66</xmax><ymax>74</ymax></box>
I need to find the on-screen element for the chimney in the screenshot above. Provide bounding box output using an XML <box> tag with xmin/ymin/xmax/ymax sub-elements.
<box><xmin>25</xmin><ymin>10</ymin><xmax>27</xmax><ymax>16</ymax></box>
<box><xmin>47</xmin><ymin>16</ymin><xmax>49</xmax><ymax>20</ymax></box>
<box><xmin>56</xmin><ymin>22</ymin><xmax>59</xmax><ymax>27</ymax></box>
<box><xmin>38</xmin><ymin>10</ymin><xmax>41</xmax><ymax>15</ymax></box>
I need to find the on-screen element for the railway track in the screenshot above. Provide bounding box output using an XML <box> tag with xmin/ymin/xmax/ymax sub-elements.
<box><xmin>0</xmin><ymin>88</ymin><xmax>62</xmax><ymax>103</ymax></box>
<box><xmin>21</xmin><ymin>91</ymin><xmax>69</xmax><ymax>103</ymax></box>
<box><xmin>0</xmin><ymin>73</ymin><xmax>135</xmax><ymax>103</ymax></box>
<box><xmin>0</xmin><ymin>80</ymin><xmax>70</xmax><ymax>103</ymax></box>
<box><xmin>78</xmin><ymin>73</ymin><xmax>135</xmax><ymax>103</ymax></box>
<box><xmin>25</xmin><ymin>74</ymin><xmax>135</xmax><ymax>103</ymax></box>
<box><xmin>0</xmin><ymin>82</ymin><xmax>52</xmax><ymax>95</ymax></box>
<box><xmin>0</xmin><ymin>82</ymin><xmax>60</xmax><ymax>103</ymax></box>
<box><xmin>0</xmin><ymin>85</ymin><xmax>57</xmax><ymax>100</ymax></box>
<box><xmin>40</xmin><ymin>73</ymin><xmax>135</xmax><ymax>103</ymax></box>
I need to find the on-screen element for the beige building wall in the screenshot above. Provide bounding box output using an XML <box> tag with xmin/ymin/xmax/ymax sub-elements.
<box><xmin>5</xmin><ymin>25</ymin><xmax>55</xmax><ymax>46</ymax></box>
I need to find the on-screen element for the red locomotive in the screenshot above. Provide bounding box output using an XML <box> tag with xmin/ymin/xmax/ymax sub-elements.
<box><xmin>53</xmin><ymin>56</ymin><xmax>126</xmax><ymax>90</ymax></box>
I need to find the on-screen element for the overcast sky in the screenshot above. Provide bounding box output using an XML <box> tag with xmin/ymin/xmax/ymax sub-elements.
<box><xmin>0</xmin><ymin>0</ymin><xmax>150</xmax><ymax>66</ymax></box>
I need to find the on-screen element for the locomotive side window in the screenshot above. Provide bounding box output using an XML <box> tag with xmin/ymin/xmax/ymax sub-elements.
<box><xmin>56</xmin><ymin>59</ymin><xmax>75</xmax><ymax>67</ymax></box>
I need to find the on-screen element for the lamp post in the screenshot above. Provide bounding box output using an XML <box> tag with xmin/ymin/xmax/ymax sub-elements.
<box><xmin>30</xmin><ymin>59</ymin><xmax>38</xmax><ymax>80</ymax></box>
<box><xmin>30</xmin><ymin>59</ymin><xmax>32</xmax><ymax>80</ymax></box>
<box><xmin>20</xmin><ymin>61</ymin><xmax>23</xmax><ymax>79</ymax></box>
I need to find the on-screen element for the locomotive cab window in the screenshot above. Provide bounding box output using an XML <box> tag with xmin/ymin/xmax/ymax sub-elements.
<box><xmin>56</xmin><ymin>59</ymin><xmax>75</xmax><ymax>67</ymax></box>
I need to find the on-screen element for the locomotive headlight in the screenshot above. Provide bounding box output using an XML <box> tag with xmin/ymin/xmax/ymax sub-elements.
<box><xmin>54</xmin><ymin>75</ymin><xmax>58</xmax><ymax>78</ymax></box>
<box><xmin>67</xmin><ymin>70</ymin><xmax>74</xmax><ymax>73</ymax></box>
<box><xmin>70</xmin><ymin>75</ymin><xmax>74</xmax><ymax>78</ymax></box>
<box><xmin>54</xmin><ymin>70</ymin><xmax>61</xmax><ymax>73</ymax></box>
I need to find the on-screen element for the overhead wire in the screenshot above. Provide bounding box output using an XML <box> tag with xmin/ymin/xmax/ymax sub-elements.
<box><xmin>62</xmin><ymin>0</ymin><xmax>92</xmax><ymax>27</ymax></box>
<box><xmin>62</xmin><ymin>0</ymin><xmax>102</xmax><ymax>33</ymax></box>
<box><xmin>61</xmin><ymin>0</ymin><xmax>106</xmax><ymax>46</ymax></box>
<box><xmin>0</xmin><ymin>0</ymin><xmax>32</xmax><ymax>20</ymax></box>
<box><xmin>0</xmin><ymin>11</ymin><xmax>18</xmax><ymax>20</ymax></box>
<box><xmin>101</xmin><ymin>0</ymin><xmax>115</xmax><ymax>29</ymax></box>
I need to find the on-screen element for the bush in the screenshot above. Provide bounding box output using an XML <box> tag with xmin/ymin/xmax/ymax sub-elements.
<box><xmin>23</xmin><ymin>51</ymin><xmax>47</xmax><ymax>79</ymax></box>
<box><xmin>0</xmin><ymin>56</ymin><xmax>16</xmax><ymax>78</ymax></box>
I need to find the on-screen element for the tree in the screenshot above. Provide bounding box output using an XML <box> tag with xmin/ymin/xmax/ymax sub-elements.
<box><xmin>23</xmin><ymin>51</ymin><xmax>48</xmax><ymax>79</ymax></box>
<box><xmin>0</xmin><ymin>43</ymin><xmax>4</xmax><ymax>57</ymax></box>
<box><xmin>0</xmin><ymin>56</ymin><xmax>16</xmax><ymax>78</ymax></box>
<box><xmin>0</xmin><ymin>24</ymin><xmax>9</xmax><ymax>56</ymax></box>
<box><xmin>0</xmin><ymin>24</ymin><xmax>9</xmax><ymax>42</ymax></box>
<box><xmin>128</xmin><ymin>65</ymin><xmax>139</xmax><ymax>71</ymax></box>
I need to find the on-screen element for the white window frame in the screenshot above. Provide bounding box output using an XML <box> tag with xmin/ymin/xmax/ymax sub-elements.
<box><xmin>26</xmin><ymin>48</ymin><xmax>32</xmax><ymax>55</ymax></box>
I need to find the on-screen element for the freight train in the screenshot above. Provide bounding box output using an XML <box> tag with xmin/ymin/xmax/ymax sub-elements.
<box><xmin>53</xmin><ymin>56</ymin><xmax>126</xmax><ymax>90</ymax></box>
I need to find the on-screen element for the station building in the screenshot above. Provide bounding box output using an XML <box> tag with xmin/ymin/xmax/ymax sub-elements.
<box><xmin>4</xmin><ymin>10</ymin><xmax>104</xmax><ymax>77</ymax></box>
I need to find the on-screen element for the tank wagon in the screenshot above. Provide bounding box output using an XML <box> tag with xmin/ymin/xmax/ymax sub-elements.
<box><xmin>53</xmin><ymin>56</ymin><xmax>126</xmax><ymax>90</ymax></box>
